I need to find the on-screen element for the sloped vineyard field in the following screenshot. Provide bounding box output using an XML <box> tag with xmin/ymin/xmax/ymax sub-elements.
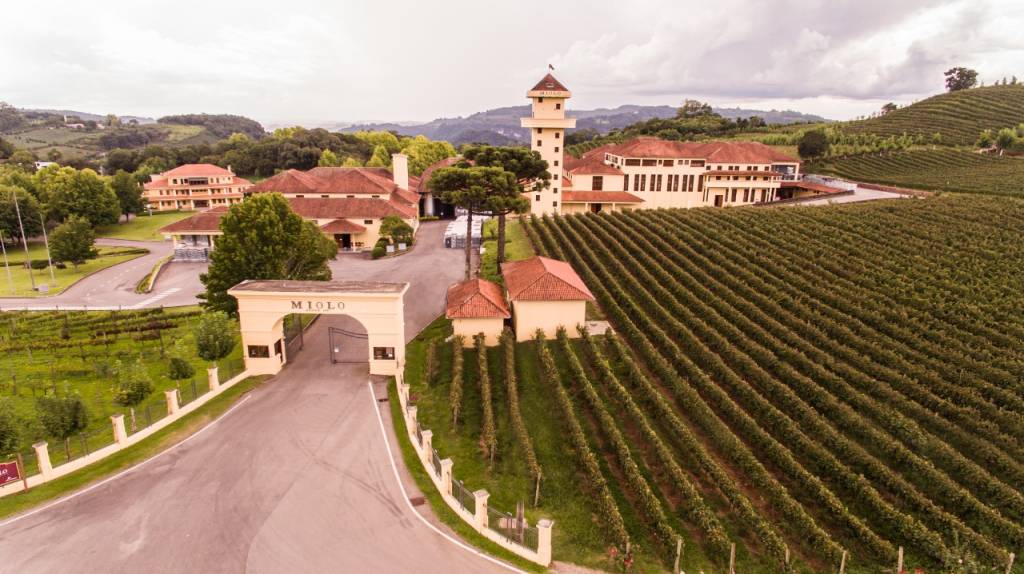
<box><xmin>810</xmin><ymin>148</ymin><xmax>1024</xmax><ymax>196</ymax></box>
<box><xmin>523</xmin><ymin>195</ymin><xmax>1024</xmax><ymax>573</ymax></box>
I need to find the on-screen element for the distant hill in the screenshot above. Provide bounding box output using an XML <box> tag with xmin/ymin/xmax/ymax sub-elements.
<box><xmin>843</xmin><ymin>85</ymin><xmax>1024</xmax><ymax>145</ymax></box>
<box><xmin>339</xmin><ymin>104</ymin><xmax>829</xmax><ymax>146</ymax></box>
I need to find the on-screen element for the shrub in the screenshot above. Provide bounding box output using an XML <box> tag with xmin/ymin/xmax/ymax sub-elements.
<box><xmin>28</xmin><ymin>259</ymin><xmax>50</xmax><ymax>270</ymax></box>
<box><xmin>423</xmin><ymin>339</ymin><xmax>438</xmax><ymax>386</ymax></box>
<box><xmin>371</xmin><ymin>244</ymin><xmax>386</xmax><ymax>259</ymax></box>
<box><xmin>113</xmin><ymin>360</ymin><xmax>153</xmax><ymax>407</ymax></box>
<box><xmin>167</xmin><ymin>357</ymin><xmax>195</xmax><ymax>380</ymax></box>
<box><xmin>194</xmin><ymin>311</ymin><xmax>235</xmax><ymax>365</ymax></box>
<box><xmin>0</xmin><ymin>398</ymin><xmax>20</xmax><ymax>455</ymax></box>
<box><xmin>35</xmin><ymin>394</ymin><xmax>89</xmax><ymax>441</ymax></box>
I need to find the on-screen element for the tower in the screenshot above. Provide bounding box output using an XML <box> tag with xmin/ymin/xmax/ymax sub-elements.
<box><xmin>520</xmin><ymin>73</ymin><xmax>576</xmax><ymax>215</ymax></box>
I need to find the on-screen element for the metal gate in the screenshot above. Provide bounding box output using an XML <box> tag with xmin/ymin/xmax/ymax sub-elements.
<box><xmin>329</xmin><ymin>326</ymin><xmax>369</xmax><ymax>364</ymax></box>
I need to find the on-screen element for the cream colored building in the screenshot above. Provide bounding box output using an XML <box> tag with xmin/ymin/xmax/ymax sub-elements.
<box><xmin>518</xmin><ymin>72</ymin><xmax>821</xmax><ymax>214</ymax></box>
<box><xmin>520</xmin><ymin>74</ymin><xmax>576</xmax><ymax>216</ymax></box>
<box><xmin>161</xmin><ymin>157</ymin><xmax>420</xmax><ymax>259</ymax></box>
<box><xmin>445</xmin><ymin>278</ymin><xmax>510</xmax><ymax>347</ymax></box>
<box><xmin>144</xmin><ymin>164</ymin><xmax>252</xmax><ymax>211</ymax></box>
<box><xmin>501</xmin><ymin>256</ymin><xmax>594</xmax><ymax>342</ymax></box>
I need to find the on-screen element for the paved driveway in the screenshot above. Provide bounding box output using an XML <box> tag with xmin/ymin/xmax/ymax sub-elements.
<box><xmin>0</xmin><ymin>221</ymin><xmax>497</xmax><ymax>573</ymax></box>
<box><xmin>0</xmin><ymin>317</ymin><xmax>505</xmax><ymax>573</ymax></box>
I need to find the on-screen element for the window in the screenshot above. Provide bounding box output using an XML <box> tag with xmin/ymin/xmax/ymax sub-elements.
<box><xmin>743</xmin><ymin>189</ymin><xmax>749</xmax><ymax>202</ymax></box>
<box><xmin>536</xmin><ymin>139</ymin><xmax>542</xmax><ymax>147</ymax></box>
<box><xmin>697</xmin><ymin>176</ymin><xmax>703</xmax><ymax>193</ymax></box>
<box><xmin>296</xmin><ymin>194</ymin><xmax>304</xmax><ymax>198</ymax></box>
<box><xmin>364</xmin><ymin>219</ymin><xmax>373</xmax><ymax>224</ymax></box>
<box><xmin>692</xmin><ymin>160</ymin><xmax>705</xmax><ymax>167</ymax></box>
<box><xmin>663</xmin><ymin>160</ymin><xmax>674</xmax><ymax>166</ymax></box>
<box><xmin>247</xmin><ymin>345</ymin><xmax>270</xmax><ymax>359</ymax></box>
<box><xmin>623</xmin><ymin>175</ymin><xmax>629</xmax><ymax>191</ymax></box>
<box><xmin>552</xmin><ymin>187</ymin><xmax>558</xmax><ymax>194</ymax></box>
<box><xmin>592</xmin><ymin>176</ymin><xmax>604</xmax><ymax>190</ymax></box>
<box><xmin>553</xmin><ymin>160</ymin><xmax>559</xmax><ymax>166</ymax></box>
<box><xmin>537</xmin><ymin>128</ymin><xmax>543</xmax><ymax>134</ymax></box>
<box><xmin>373</xmin><ymin>347</ymin><xmax>395</xmax><ymax>360</ymax></box>
<box><xmin>554</xmin><ymin>147</ymin><xmax>559</xmax><ymax>153</ymax></box>
<box><xmin>555</xmin><ymin>103</ymin><xmax>561</xmax><ymax>110</ymax></box>
<box><xmin>633</xmin><ymin>174</ymin><xmax>640</xmax><ymax>190</ymax></box>
<box><xmin>654</xmin><ymin>174</ymin><xmax>662</xmax><ymax>191</ymax></box>
<box><xmin>640</xmin><ymin>174</ymin><xmax>647</xmax><ymax>191</ymax></box>
<box><xmin>322</xmin><ymin>195</ymin><xmax>330</xmax><ymax>198</ymax></box>
<box><xmin>731</xmin><ymin>189</ymin><xmax>738</xmax><ymax>202</ymax></box>
<box><xmin>641</xmin><ymin>159</ymin><xmax>657</xmax><ymax>166</ymax></box>
<box><xmin>555</xmin><ymin>132</ymin><xmax>560</xmax><ymax>139</ymax></box>
<box><xmin>535</xmin><ymin>194</ymin><xmax>541</xmax><ymax>201</ymax></box>
<box><xmin>760</xmin><ymin>189</ymin><xmax>766</xmax><ymax>202</ymax></box>
<box><xmin>625</xmin><ymin>159</ymin><xmax>641</xmax><ymax>166</ymax></box>
<box><xmin>538</xmin><ymin>97</ymin><xmax>544</xmax><ymax>103</ymax></box>
<box><xmin>552</xmin><ymin>201</ymin><xmax>558</xmax><ymax>207</ymax></box>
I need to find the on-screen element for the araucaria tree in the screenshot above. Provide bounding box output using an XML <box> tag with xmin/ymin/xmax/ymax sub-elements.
<box><xmin>49</xmin><ymin>215</ymin><xmax>97</xmax><ymax>270</ymax></box>
<box><xmin>200</xmin><ymin>193</ymin><xmax>337</xmax><ymax>315</ymax></box>
<box><xmin>461</xmin><ymin>146</ymin><xmax>548</xmax><ymax>264</ymax></box>
<box><xmin>429</xmin><ymin>166</ymin><xmax>519</xmax><ymax>279</ymax></box>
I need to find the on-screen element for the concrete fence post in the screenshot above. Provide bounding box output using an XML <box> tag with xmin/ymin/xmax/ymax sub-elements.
<box><xmin>207</xmin><ymin>366</ymin><xmax>220</xmax><ymax>392</ymax></box>
<box><xmin>473</xmin><ymin>490</ymin><xmax>489</xmax><ymax>530</ymax></box>
<box><xmin>536</xmin><ymin>519</ymin><xmax>554</xmax><ymax>565</ymax></box>
<box><xmin>408</xmin><ymin>405</ymin><xmax>418</xmax><ymax>433</ymax></box>
<box><xmin>111</xmin><ymin>414</ymin><xmax>128</xmax><ymax>446</ymax></box>
<box><xmin>420</xmin><ymin>429</ymin><xmax>433</xmax><ymax>465</ymax></box>
<box><xmin>399</xmin><ymin>383</ymin><xmax>410</xmax><ymax>406</ymax></box>
<box><xmin>165</xmin><ymin>389</ymin><xmax>180</xmax><ymax>415</ymax></box>
<box><xmin>440</xmin><ymin>458</ymin><xmax>454</xmax><ymax>496</ymax></box>
<box><xmin>33</xmin><ymin>441</ymin><xmax>53</xmax><ymax>480</ymax></box>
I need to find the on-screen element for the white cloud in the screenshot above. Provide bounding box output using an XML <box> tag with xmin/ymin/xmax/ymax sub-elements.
<box><xmin>0</xmin><ymin>0</ymin><xmax>1021</xmax><ymax>122</ymax></box>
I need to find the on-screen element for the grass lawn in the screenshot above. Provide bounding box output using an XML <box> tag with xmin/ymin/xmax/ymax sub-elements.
<box><xmin>0</xmin><ymin>307</ymin><xmax>245</xmax><ymax>474</ymax></box>
<box><xmin>479</xmin><ymin>217</ymin><xmax>534</xmax><ymax>284</ymax></box>
<box><xmin>96</xmin><ymin>211</ymin><xmax>192</xmax><ymax>242</ymax></box>
<box><xmin>0</xmin><ymin>242</ymin><xmax>148</xmax><ymax>298</ymax></box>
<box><xmin>0</xmin><ymin>374</ymin><xmax>266</xmax><ymax>520</ymax></box>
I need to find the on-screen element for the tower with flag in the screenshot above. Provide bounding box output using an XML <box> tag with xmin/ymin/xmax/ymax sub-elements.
<box><xmin>520</xmin><ymin>72</ymin><xmax>575</xmax><ymax>215</ymax></box>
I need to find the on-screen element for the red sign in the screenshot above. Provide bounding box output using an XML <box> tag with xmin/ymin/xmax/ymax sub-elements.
<box><xmin>0</xmin><ymin>460</ymin><xmax>20</xmax><ymax>486</ymax></box>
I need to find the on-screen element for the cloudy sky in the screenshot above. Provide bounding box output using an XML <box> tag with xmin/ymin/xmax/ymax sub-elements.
<box><xmin>3</xmin><ymin>0</ymin><xmax>1022</xmax><ymax>125</ymax></box>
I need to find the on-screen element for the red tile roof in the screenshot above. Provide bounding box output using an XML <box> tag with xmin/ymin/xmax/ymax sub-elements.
<box><xmin>704</xmin><ymin>170</ymin><xmax>782</xmax><ymax>177</ymax></box>
<box><xmin>249</xmin><ymin>167</ymin><xmax>404</xmax><ymax>196</ymax></box>
<box><xmin>417</xmin><ymin>157</ymin><xmax>463</xmax><ymax>195</ymax></box>
<box><xmin>529</xmin><ymin>73</ymin><xmax>570</xmax><ymax>93</ymax></box>
<box><xmin>160</xmin><ymin>164</ymin><xmax>234</xmax><ymax>177</ymax></box>
<box><xmin>288</xmin><ymin>197</ymin><xmax>417</xmax><ymax>220</ymax></box>
<box><xmin>144</xmin><ymin>177</ymin><xmax>251</xmax><ymax>191</ymax></box>
<box><xmin>319</xmin><ymin>219</ymin><xmax>367</xmax><ymax>234</ymax></box>
<box><xmin>566</xmin><ymin>152</ymin><xmax>622</xmax><ymax>175</ymax></box>
<box><xmin>159</xmin><ymin>207</ymin><xmax>228</xmax><ymax>233</ymax></box>
<box><xmin>599</xmin><ymin>137</ymin><xmax>799</xmax><ymax>164</ymax></box>
<box><xmin>562</xmin><ymin>191</ymin><xmax>643</xmax><ymax>204</ymax></box>
<box><xmin>445</xmin><ymin>279</ymin><xmax>511</xmax><ymax>319</ymax></box>
<box><xmin>501</xmin><ymin>256</ymin><xmax>594</xmax><ymax>302</ymax></box>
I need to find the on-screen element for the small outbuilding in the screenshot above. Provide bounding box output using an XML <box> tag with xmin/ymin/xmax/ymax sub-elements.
<box><xmin>445</xmin><ymin>278</ymin><xmax>511</xmax><ymax>347</ymax></box>
<box><xmin>501</xmin><ymin>256</ymin><xmax>595</xmax><ymax>342</ymax></box>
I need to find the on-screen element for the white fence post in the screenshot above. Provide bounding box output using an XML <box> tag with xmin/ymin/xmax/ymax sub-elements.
<box><xmin>440</xmin><ymin>459</ymin><xmax>454</xmax><ymax>495</ymax></box>
<box><xmin>407</xmin><ymin>406</ymin><xmax>418</xmax><ymax>435</ymax></box>
<box><xmin>536</xmin><ymin>519</ymin><xmax>554</xmax><ymax>565</ymax></box>
<box><xmin>33</xmin><ymin>441</ymin><xmax>53</xmax><ymax>481</ymax></box>
<box><xmin>207</xmin><ymin>366</ymin><xmax>220</xmax><ymax>392</ymax></box>
<box><xmin>420</xmin><ymin>429</ymin><xmax>433</xmax><ymax>465</ymax></box>
<box><xmin>165</xmin><ymin>389</ymin><xmax>180</xmax><ymax>415</ymax></box>
<box><xmin>473</xmin><ymin>490</ymin><xmax>489</xmax><ymax>529</ymax></box>
<box><xmin>111</xmin><ymin>414</ymin><xmax>128</xmax><ymax>446</ymax></box>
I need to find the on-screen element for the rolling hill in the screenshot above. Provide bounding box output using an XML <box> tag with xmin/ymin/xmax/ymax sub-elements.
<box><xmin>843</xmin><ymin>84</ymin><xmax>1024</xmax><ymax>145</ymax></box>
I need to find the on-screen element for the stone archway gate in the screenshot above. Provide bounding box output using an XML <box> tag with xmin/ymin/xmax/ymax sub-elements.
<box><xmin>228</xmin><ymin>279</ymin><xmax>408</xmax><ymax>377</ymax></box>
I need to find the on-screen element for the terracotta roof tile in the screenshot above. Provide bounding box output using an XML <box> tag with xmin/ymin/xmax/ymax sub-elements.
<box><xmin>288</xmin><ymin>197</ymin><xmax>417</xmax><ymax>220</ymax></box>
<box><xmin>603</xmin><ymin>137</ymin><xmax>800</xmax><ymax>164</ymax></box>
<box><xmin>160</xmin><ymin>163</ymin><xmax>234</xmax><ymax>177</ymax></box>
<box><xmin>529</xmin><ymin>73</ymin><xmax>569</xmax><ymax>93</ymax></box>
<box><xmin>249</xmin><ymin>167</ymin><xmax>404</xmax><ymax>196</ymax></box>
<box><xmin>445</xmin><ymin>279</ymin><xmax>511</xmax><ymax>319</ymax></box>
<box><xmin>159</xmin><ymin>207</ymin><xmax>228</xmax><ymax>233</ymax></box>
<box><xmin>319</xmin><ymin>219</ymin><xmax>367</xmax><ymax>234</ymax></box>
<box><xmin>501</xmin><ymin>256</ymin><xmax>594</xmax><ymax>302</ymax></box>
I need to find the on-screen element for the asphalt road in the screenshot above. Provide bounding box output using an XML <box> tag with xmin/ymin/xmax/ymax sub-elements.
<box><xmin>0</xmin><ymin>222</ymin><xmax>495</xmax><ymax>573</ymax></box>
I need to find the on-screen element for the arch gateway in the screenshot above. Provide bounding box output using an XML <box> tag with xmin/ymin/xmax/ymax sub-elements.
<box><xmin>228</xmin><ymin>280</ymin><xmax>408</xmax><ymax>376</ymax></box>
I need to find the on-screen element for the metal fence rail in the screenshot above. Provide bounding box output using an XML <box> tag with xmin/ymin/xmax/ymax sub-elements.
<box><xmin>453</xmin><ymin>479</ymin><xmax>475</xmax><ymax>514</ymax></box>
<box><xmin>431</xmin><ymin>448</ymin><xmax>442</xmax><ymax>477</ymax></box>
<box><xmin>487</xmin><ymin>506</ymin><xmax>532</xmax><ymax>548</ymax></box>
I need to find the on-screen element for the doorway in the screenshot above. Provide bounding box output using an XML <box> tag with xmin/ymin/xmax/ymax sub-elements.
<box><xmin>589</xmin><ymin>203</ymin><xmax>603</xmax><ymax>214</ymax></box>
<box><xmin>335</xmin><ymin>234</ymin><xmax>352</xmax><ymax>250</ymax></box>
<box><xmin>714</xmin><ymin>195</ymin><xmax>724</xmax><ymax>208</ymax></box>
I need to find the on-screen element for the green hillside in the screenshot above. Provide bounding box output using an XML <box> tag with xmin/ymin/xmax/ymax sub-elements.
<box><xmin>844</xmin><ymin>85</ymin><xmax>1024</xmax><ymax>145</ymax></box>
<box><xmin>809</xmin><ymin>149</ymin><xmax>1024</xmax><ymax>196</ymax></box>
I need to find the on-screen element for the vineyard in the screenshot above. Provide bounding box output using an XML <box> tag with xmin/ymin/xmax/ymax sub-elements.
<box><xmin>809</xmin><ymin>148</ymin><xmax>1024</xmax><ymax>196</ymax></box>
<box><xmin>843</xmin><ymin>84</ymin><xmax>1024</xmax><ymax>145</ymax></box>
<box><xmin>407</xmin><ymin>193</ymin><xmax>1024</xmax><ymax>573</ymax></box>
<box><xmin>0</xmin><ymin>307</ymin><xmax>244</xmax><ymax>472</ymax></box>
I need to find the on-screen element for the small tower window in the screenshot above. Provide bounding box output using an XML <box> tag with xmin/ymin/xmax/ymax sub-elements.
<box><xmin>555</xmin><ymin>103</ymin><xmax>561</xmax><ymax>110</ymax></box>
<box><xmin>536</xmin><ymin>140</ymin><xmax>542</xmax><ymax>147</ymax></box>
<box><xmin>538</xmin><ymin>97</ymin><xmax>544</xmax><ymax>103</ymax></box>
<box><xmin>537</xmin><ymin>128</ymin><xmax>543</xmax><ymax>134</ymax></box>
<box><xmin>554</xmin><ymin>147</ymin><xmax>559</xmax><ymax>153</ymax></box>
<box><xmin>555</xmin><ymin>132</ymin><xmax>560</xmax><ymax>139</ymax></box>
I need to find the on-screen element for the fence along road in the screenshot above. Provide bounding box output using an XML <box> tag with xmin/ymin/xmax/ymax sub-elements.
<box><xmin>0</xmin><ymin>316</ymin><xmax>509</xmax><ymax>573</ymax></box>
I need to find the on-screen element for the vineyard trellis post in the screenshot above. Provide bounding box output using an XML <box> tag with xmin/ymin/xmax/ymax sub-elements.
<box><xmin>672</xmin><ymin>537</ymin><xmax>682</xmax><ymax>574</ymax></box>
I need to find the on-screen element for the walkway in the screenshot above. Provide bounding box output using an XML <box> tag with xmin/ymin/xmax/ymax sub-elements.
<box><xmin>0</xmin><ymin>317</ymin><xmax>504</xmax><ymax>573</ymax></box>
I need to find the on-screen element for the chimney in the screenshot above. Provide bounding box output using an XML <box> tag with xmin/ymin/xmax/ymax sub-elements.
<box><xmin>391</xmin><ymin>153</ymin><xmax>409</xmax><ymax>190</ymax></box>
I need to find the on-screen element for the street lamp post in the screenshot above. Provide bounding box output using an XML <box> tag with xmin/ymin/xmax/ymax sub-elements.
<box><xmin>12</xmin><ymin>192</ymin><xmax>34</xmax><ymax>291</ymax></box>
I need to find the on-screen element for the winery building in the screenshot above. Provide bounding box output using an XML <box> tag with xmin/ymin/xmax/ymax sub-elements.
<box><xmin>144</xmin><ymin>164</ymin><xmax>252</xmax><ymax>211</ymax></box>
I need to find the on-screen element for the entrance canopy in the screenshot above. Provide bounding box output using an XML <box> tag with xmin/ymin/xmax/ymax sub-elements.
<box><xmin>229</xmin><ymin>279</ymin><xmax>408</xmax><ymax>377</ymax></box>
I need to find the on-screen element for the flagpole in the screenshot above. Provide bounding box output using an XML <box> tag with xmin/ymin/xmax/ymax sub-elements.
<box><xmin>0</xmin><ymin>230</ymin><xmax>14</xmax><ymax>295</ymax></box>
<box><xmin>39</xmin><ymin>213</ymin><xmax>55</xmax><ymax>282</ymax></box>
<box><xmin>12</xmin><ymin>191</ymin><xmax>35</xmax><ymax>291</ymax></box>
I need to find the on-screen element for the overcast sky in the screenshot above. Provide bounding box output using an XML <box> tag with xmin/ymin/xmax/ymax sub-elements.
<box><xmin>3</xmin><ymin>0</ymin><xmax>1022</xmax><ymax>125</ymax></box>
